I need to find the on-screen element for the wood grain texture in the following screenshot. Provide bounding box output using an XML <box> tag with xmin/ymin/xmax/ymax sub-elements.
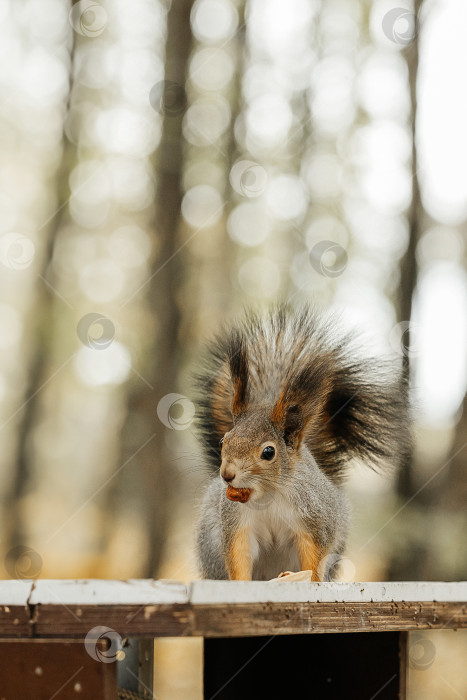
<box><xmin>0</xmin><ymin>580</ymin><xmax>33</xmax><ymax>637</ymax></box>
<box><xmin>33</xmin><ymin>604</ymin><xmax>192</xmax><ymax>639</ymax></box>
<box><xmin>0</xmin><ymin>639</ymin><xmax>116</xmax><ymax>699</ymax></box>
<box><xmin>192</xmin><ymin>600</ymin><xmax>467</xmax><ymax>637</ymax></box>
<box><xmin>0</xmin><ymin>605</ymin><xmax>32</xmax><ymax>637</ymax></box>
<box><xmin>0</xmin><ymin>580</ymin><xmax>465</xmax><ymax>638</ymax></box>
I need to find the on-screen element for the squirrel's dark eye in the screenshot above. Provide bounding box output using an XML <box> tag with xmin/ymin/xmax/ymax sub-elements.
<box><xmin>261</xmin><ymin>445</ymin><xmax>275</xmax><ymax>461</ymax></box>
<box><xmin>219</xmin><ymin>437</ymin><xmax>224</xmax><ymax>447</ymax></box>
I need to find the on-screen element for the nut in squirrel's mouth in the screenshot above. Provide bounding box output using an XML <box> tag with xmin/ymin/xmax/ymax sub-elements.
<box><xmin>225</xmin><ymin>485</ymin><xmax>252</xmax><ymax>503</ymax></box>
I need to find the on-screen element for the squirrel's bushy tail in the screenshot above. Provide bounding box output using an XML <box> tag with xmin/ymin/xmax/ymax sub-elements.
<box><xmin>193</xmin><ymin>303</ymin><xmax>411</xmax><ymax>482</ymax></box>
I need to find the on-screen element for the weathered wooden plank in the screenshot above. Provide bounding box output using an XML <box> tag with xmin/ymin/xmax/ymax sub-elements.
<box><xmin>193</xmin><ymin>601</ymin><xmax>467</xmax><ymax>637</ymax></box>
<box><xmin>32</xmin><ymin>604</ymin><xmax>192</xmax><ymax>638</ymax></box>
<box><xmin>0</xmin><ymin>580</ymin><xmax>34</xmax><ymax>605</ymax></box>
<box><xmin>24</xmin><ymin>600</ymin><xmax>467</xmax><ymax>638</ymax></box>
<box><xmin>29</xmin><ymin>579</ymin><xmax>188</xmax><ymax>605</ymax></box>
<box><xmin>189</xmin><ymin>580</ymin><xmax>467</xmax><ymax>604</ymax></box>
<box><xmin>0</xmin><ymin>639</ymin><xmax>117</xmax><ymax>699</ymax></box>
<box><xmin>28</xmin><ymin>580</ymin><xmax>191</xmax><ymax>638</ymax></box>
<box><xmin>0</xmin><ymin>580</ymin><xmax>465</xmax><ymax>638</ymax></box>
<box><xmin>0</xmin><ymin>607</ymin><xmax>32</xmax><ymax>638</ymax></box>
<box><xmin>3</xmin><ymin>579</ymin><xmax>466</xmax><ymax>607</ymax></box>
<box><xmin>0</xmin><ymin>580</ymin><xmax>33</xmax><ymax>637</ymax></box>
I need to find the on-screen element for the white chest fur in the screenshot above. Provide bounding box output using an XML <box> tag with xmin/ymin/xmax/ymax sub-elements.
<box><xmin>239</xmin><ymin>492</ymin><xmax>301</xmax><ymax>579</ymax></box>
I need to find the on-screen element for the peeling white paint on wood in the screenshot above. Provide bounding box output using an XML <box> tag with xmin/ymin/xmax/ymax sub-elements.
<box><xmin>0</xmin><ymin>579</ymin><xmax>465</xmax><ymax>607</ymax></box>
<box><xmin>0</xmin><ymin>580</ymin><xmax>34</xmax><ymax>605</ymax></box>
<box><xmin>27</xmin><ymin>579</ymin><xmax>188</xmax><ymax>605</ymax></box>
<box><xmin>188</xmin><ymin>580</ymin><xmax>467</xmax><ymax>605</ymax></box>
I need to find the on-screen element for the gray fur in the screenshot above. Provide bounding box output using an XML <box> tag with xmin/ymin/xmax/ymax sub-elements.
<box><xmin>194</xmin><ymin>304</ymin><xmax>409</xmax><ymax>580</ymax></box>
<box><xmin>196</xmin><ymin>442</ymin><xmax>351</xmax><ymax>581</ymax></box>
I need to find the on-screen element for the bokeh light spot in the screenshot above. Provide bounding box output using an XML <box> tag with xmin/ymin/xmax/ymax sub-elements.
<box><xmin>181</xmin><ymin>185</ymin><xmax>224</xmax><ymax>229</ymax></box>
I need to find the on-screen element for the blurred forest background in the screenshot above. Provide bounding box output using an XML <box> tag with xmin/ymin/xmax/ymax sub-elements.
<box><xmin>0</xmin><ymin>0</ymin><xmax>466</xmax><ymax>697</ymax></box>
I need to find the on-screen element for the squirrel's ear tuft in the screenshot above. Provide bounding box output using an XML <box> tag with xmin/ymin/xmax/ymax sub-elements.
<box><xmin>271</xmin><ymin>368</ymin><xmax>332</xmax><ymax>450</ymax></box>
<box><xmin>282</xmin><ymin>404</ymin><xmax>303</xmax><ymax>448</ymax></box>
<box><xmin>271</xmin><ymin>397</ymin><xmax>304</xmax><ymax>448</ymax></box>
<box><xmin>228</xmin><ymin>330</ymin><xmax>249</xmax><ymax>416</ymax></box>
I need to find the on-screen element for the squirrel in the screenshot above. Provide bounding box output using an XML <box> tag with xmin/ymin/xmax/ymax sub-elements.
<box><xmin>193</xmin><ymin>304</ymin><xmax>410</xmax><ymax>581</ymax></box>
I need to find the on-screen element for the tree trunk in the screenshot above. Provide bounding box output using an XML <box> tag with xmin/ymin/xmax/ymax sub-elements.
<box><xmin>3</xmin><ymin>25</ymin><xmax>76</xmax><ymax>552</ymax></box>
<box><xmin>394</xmin><ymin>0</ymin><xmax>424</xmax><ymax>500</ymax></box>
<box><xmin>116</xmin><ymin>0</ymin><xmax>194</xmax><ymax>577</ymax></box>
<box><xmin>386</xmin><ymin>1</ymin><xmax>427</xmax><ymax>581</ymax></box>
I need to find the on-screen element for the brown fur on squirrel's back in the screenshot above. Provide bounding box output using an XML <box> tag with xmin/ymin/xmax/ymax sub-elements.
<box><xmin>193</xmin><ymin>303</ymin><xmax>411</xmax><ymax>483</ymax></box>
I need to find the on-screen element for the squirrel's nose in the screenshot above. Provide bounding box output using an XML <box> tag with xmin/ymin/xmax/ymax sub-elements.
<box><xmin>222</xmin><ymin>469</ymin><xmax>236</xmax><ymax>483</ymax></box>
